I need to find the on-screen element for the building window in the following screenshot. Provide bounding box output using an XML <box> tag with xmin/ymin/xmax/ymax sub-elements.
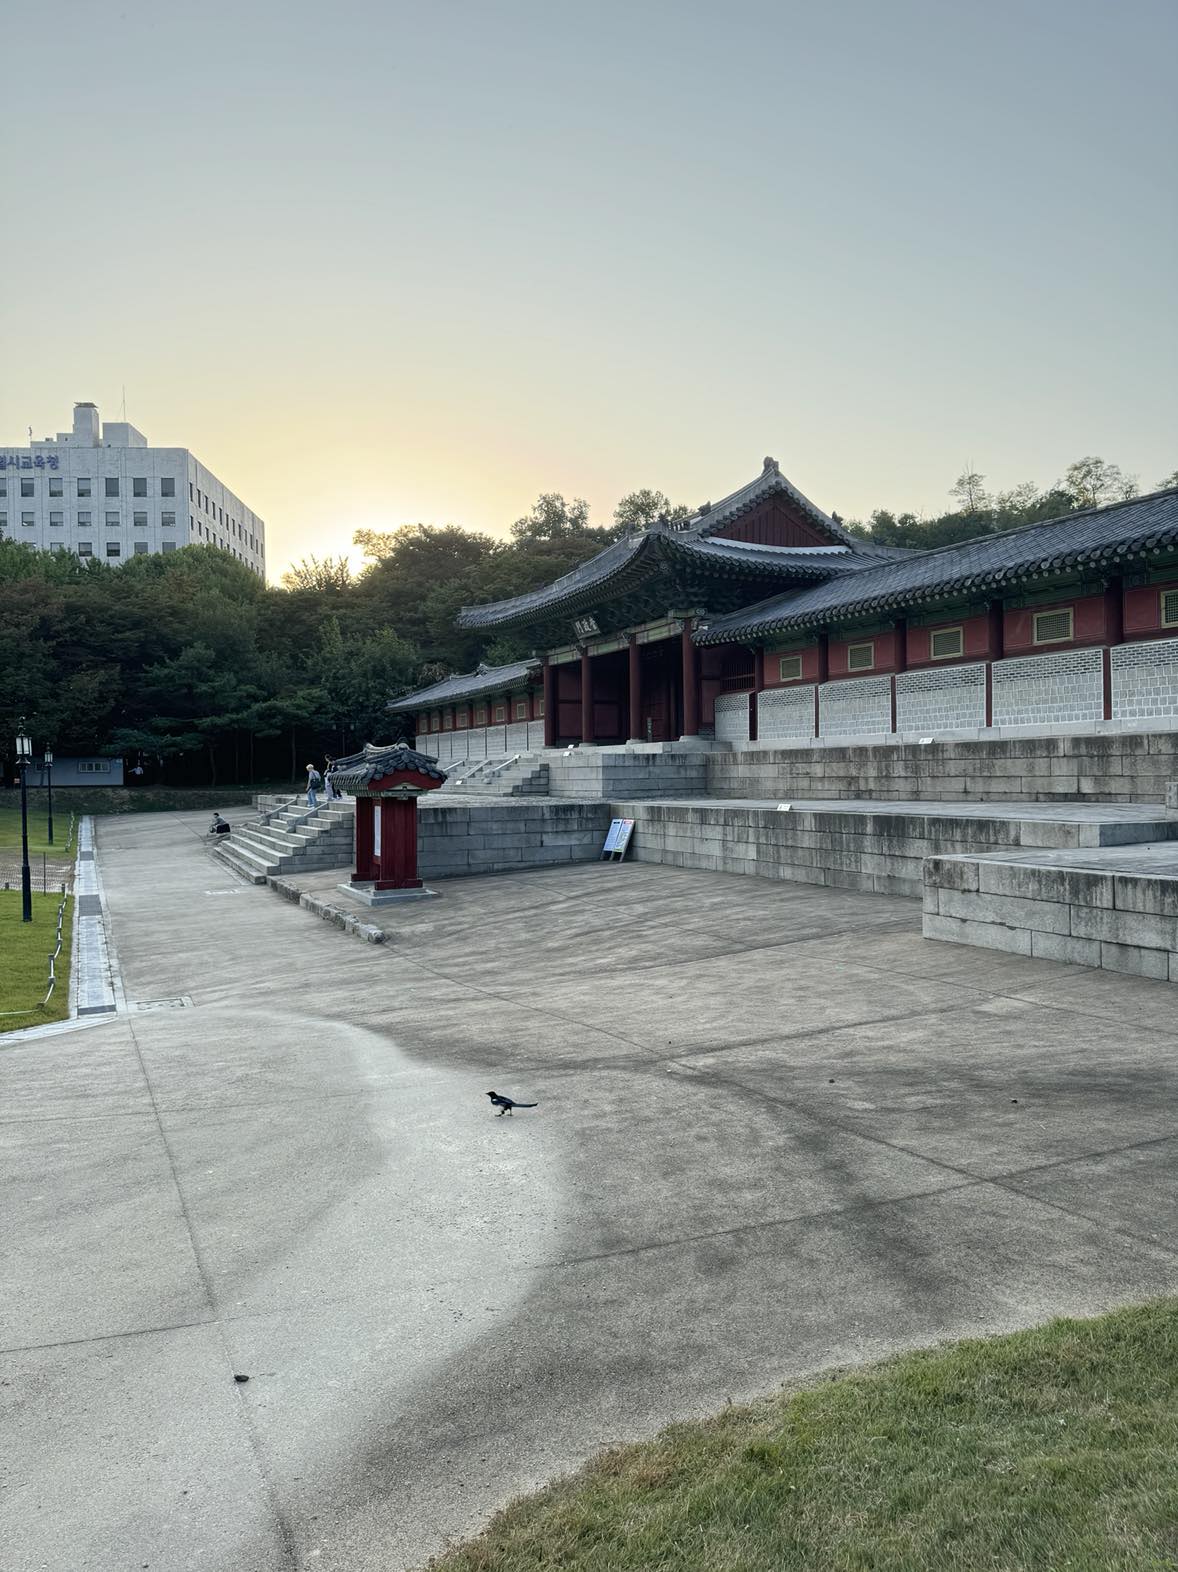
<box><xmin>49</xmin><ymin>476</ymin><xmax>63</xmax><ymax>497</ymax></box>
<box><xmin>514</xmin><ymin>700</ymin><xmax>528</xmax><ymax>720</ymax></box>
<box><xmin>49</xmin><ymin>510</ymin><xmax>64</xmax><ymax>527</ymax></box>
<box><xmin>1160</xmin><ymin>590</ymin><xmax>1178</xmax><ymax>628</ymax></box>
<box><xmin>929</xmin><ymin>626</ymin><xmax>964</xmax><ymax>660</ymax></box>
<box><xmin>162</xmin><ymin>511</ymin><xmax>175</xmax><ymax>527</ymax></box>
<box><xmin>21</xmin><ymin>477</ymin><xmax>34</xmax><ymax>497</ymax></box>
<box><xmin>161</xmin><ymin>541</ymin><xmax>176</xmax><ymax>553</ymax></box>
<box><xmin>535</xmin><ymin>697</ymin><xmax>544</xmax><ymax>717</ymax></box>
<box><xmin>133</xmin><ymin>541</ymin><xmax>149</xmax><ymax>554</ymax></box>
<box><xmin>161</xmin><ymin>477</ymin><xmax>175</xmax><ymax>497</ymax></box>
<box><xmin>133</xmin><ymin>511</ymin><xmax>148</xmax><ymax>527</ymax></box>
<box><xmin>0</xmin><ymin>511</ymin><xmax>5</xmax><ymax>530</ymax></box>
<box><xmin>442</xmin><ymin>712</ymin><xmax>453</xmax><ymax>729</ymax></box>
<box><xmin>78</xmin><ymin>542</ymin><xmax>93</xmax><ymax>558</ymax></box>
<box><xmin>106</xmin><ymin>511</ymin><xmax>120</xmax><ymax>527</ymax></box>
<box><xmin>778</xmin><ymin>654</ymin><xmax>803</xmax><ymax>682</ymax></box>
<box><xmin>493</xmin><ymin>704</ymin><xmax>506</xmax><ymax>722</ymax></box>
<box><xmin>0</xmin><ymin>479</ymin><xmax>6</xmax><ymax>496</ymax></box>
<box><xmin>1032</xmin><ymin>608</ymin><xmax>1073</xmax><ymax>645</ymax></box>
<box><xmin>78</xmin><ymin>477</ymin><xmax>92</xmax><ymax>497</ymax></box>
<box><xmin>21</xmin><ymin>512</ymin><xmax>35</xmax><ymax>528</ymax></box>
<box><xmin>474</xmin><ymin>705</ymin><xmax>487</xmax><ymax>724</ymax></box>
<box><xmin>106</xmin><ymin>541</ymin><xmax>121</xmax><ymax>557</ymax></box>
<box><xmin>132</xmin><ymin>477</ymin><xmax>147</xmax><ymax>497</ymax></box>
<box><xmin>189</xmin><ymin>481</ymin><xmax>194</xmax><ymax>500</ymax></box>
<box><xmin>105</xmin><ymin>477</ymin><xmax>119</xmax><ymax>497</ymax></box>
<box><xmin>78</xmin><ymin>510</ymin><xmax>92</xmax><ymax>526</ymax></box>
<box><xmin>77</xmin><ymin>760</ymin><xmax>112</xmax><ymax>773</ymax></box>
<box><xmin>847</xmin><ymin>641</ymin><xmax>875</xmax><ymax>671</ymax></box>
<box><xmin>456</xmin><ymin>707</ymin><xmax>469</xmax><ymax>728</ymax></box>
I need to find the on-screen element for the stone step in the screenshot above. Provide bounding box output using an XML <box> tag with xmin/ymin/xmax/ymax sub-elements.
<box><xmin>212</xmin><ymin>838</ymin><xmax>275</xmax><ymax>883</ymax></box>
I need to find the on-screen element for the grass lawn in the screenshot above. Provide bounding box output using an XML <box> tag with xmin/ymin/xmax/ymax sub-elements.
<box><xmin>0</xmin><ymin>890</ymin><xmax>74</xmax><ymax>1032</ymax></box>
<box><xmin>428</xmin><ymin>1301</ymin><xmax>1178</xmax><ymax>1572</ymax></box>
<box><xmin>0</xmin><ymin>804</ymin><xmax>70</xmax><ymax>857</ymax></box>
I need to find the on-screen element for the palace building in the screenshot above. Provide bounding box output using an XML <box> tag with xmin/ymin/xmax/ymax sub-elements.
<box><xmin>390</xmin><ymin>457</ymin><xmax>1178</xmax><ymax>760</ymax></box>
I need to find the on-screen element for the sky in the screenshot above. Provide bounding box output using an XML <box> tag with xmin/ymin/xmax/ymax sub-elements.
<box><xmin>3</xmin><ymin>0</ymin><xmax>1175</xmax><ymax>578</ymax></box>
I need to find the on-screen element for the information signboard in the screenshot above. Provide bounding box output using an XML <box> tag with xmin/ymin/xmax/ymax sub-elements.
<box><xmin>601</xmin><ymin>818</ymin><xmax>635</xmax><ymax>861</ymax></box>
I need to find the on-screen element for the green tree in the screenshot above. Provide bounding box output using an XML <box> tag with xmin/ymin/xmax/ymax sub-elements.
<box><xmin>1060</xmin><ymin>457</ymin><xmax>1138</xmax><ymax>510</ymax></box>
<box><xmin>613</xmin><ymin>489</ymin><xmax>692</xmax><ymax>530</ymax></box>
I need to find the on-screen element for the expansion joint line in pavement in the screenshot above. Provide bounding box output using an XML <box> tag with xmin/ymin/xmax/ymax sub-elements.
<box><xmin>684</xmin><ymin>1062</ymin><xmax>1178</xmax><ymax>1269</ymax></box>
<box><xmin>548</xmin><ymin>1127</ymin><xmax>1178</xmax><ymax>1270</ymax></box>
<box><xmin>122</xmin><ymin>1013</ymin><xmax>301</xmax><ymax>1570</ymax></box>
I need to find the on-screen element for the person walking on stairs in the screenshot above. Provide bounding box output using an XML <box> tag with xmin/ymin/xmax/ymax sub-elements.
<box><xmin>305</xmin><ymin>761</ymin><xmax>322</xmax><ymax>808</ymax></box>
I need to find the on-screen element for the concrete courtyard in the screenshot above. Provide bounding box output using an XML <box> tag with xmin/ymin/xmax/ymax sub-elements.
<box><xmin>4</xmin><ymin>810</ymin><xmax>1178</xmax><ymax>1571</ymax></box>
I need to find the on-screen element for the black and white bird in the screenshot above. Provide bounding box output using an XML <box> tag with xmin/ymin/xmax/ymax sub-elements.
<box><xmin>487</xmin><ymin>1091</ymin><xmax>538</xmax><ymax>1117</ymax></box>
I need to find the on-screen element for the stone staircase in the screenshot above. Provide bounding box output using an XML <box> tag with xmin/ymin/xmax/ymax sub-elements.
<box><xmin>212</xmin><ymin>793</ymin><xmax>355</xmax><ymax>884</ymax></box>
<box><xmin>442</xmin><ymin>754</ymin><xmax>550</xmax><ymax>796</ymax></box>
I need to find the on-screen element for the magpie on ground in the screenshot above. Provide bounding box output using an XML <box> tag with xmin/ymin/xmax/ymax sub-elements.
<box><xmin>487</xmin><ymin>1091</ymin><xmax>538</xmax><ymax>1116</ymax></box>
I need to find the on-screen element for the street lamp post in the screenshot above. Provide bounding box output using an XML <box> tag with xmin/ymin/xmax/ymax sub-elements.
<box><xmin>43</xmin><ymin>747</ymin><xmax>54</xmax><ymax>846</ymax></box>
<box><xmin>16</xmin><ymin>727</ymin><xmax>33</xmax><ymax>923</ymax></box>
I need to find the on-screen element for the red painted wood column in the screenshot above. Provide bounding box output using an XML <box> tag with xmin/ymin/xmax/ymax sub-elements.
<box><xmin>890</xmin><ymin>618</ymin><xmax>907</xmax><ymax>733</ymax></box>
<box><xmin>1102</xmin><ymin>578</ymin><xmax>1124</xmax><ymax>720</ymax></box>
<box><xmin>375</xmin><ymin>796</ymin><xmax>422</xmax><ymax>890</ymax></box>
<box><xmin>542</xmin><ymin>657</ymin><xmax>556</xmax><ymax>747</ymax></box>
<box><xmin>353</xmin><ymin>795</ymin><xmax>375</xmax><ymax>881</ymax></box>
<box><xmin>681</xmin><ymin>619</ymin><xmax>699</xmax><ymax>737</ymax></box>
<box><xmin>628</xmin><ymin>635</ymin><xmax>642</xmax><ymax>741</ymax></box>
<box><xmin>814</xmin><ymin>632</ymin><xmax>829</xmax><ymax>738</ymax></box>
<box><xmin>985</xmin><ymin>600</ymin><xmax>1005</xmax><ymax>728</ymax></box>
<box><xmin>749</xmin><ymin>648</ymin><xmax>764</xmax><ymax>742</ymax></box>
<box><xmin>580</xmin><ymin>647</ymin><xmax>595</xmax><ymax>743</ymax></box>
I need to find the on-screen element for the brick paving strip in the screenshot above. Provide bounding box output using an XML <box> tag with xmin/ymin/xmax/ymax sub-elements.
<box><xmin>71</xmin><ymin>818</ymin><xmax>124</xmax><ymax>1017</ymax></box>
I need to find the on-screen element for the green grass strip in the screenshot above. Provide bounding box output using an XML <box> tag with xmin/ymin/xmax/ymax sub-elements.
<box><xmin>427</xmin><ymin>1300</ymin><xmax>1178</xmax><ymax>1572</ymax></box>
<box><xmin>0</xmin><ymin>890</ymin><xmax>74</xmax><ymax>1032</ymax></box>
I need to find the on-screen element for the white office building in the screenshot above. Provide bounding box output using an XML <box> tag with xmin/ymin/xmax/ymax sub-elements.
<box><xmin>0</xmin><ymin>402</ymin><xmax>266</xmax><ymax>576</ymax></box>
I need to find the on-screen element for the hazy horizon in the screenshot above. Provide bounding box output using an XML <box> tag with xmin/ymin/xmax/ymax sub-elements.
<box><xmin>4</xmin><ymin>0</ymin><xmax>1174</xmax><ymax>576</ymax></box>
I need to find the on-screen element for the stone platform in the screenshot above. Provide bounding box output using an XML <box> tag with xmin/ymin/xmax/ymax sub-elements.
<box><xmin>612</xmin><ymin>798</ymin><xmax>1178</xmax><ymax>900</ymax></box>
<box><xmin>923</xmin><ymin>839</ymin><xmax>1178</xmax><ymax>982</ymax></box>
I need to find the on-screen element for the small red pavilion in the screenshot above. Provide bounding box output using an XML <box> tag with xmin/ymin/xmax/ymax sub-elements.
<box><xmin>329</xmin><ymin>743</ymin><xmax>447</xmax><ymax>903</ymax></box>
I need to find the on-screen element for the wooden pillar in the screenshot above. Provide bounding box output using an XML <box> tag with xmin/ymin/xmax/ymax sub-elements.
<box><xmin>749</xmin><ymin>647</ymin><xmax>764</xmax><ymax>742</ymax></box>
<box><xmin>353</xmin><ymin>795</ymin><xmax>375</xmax><ymax>882</ymax></box>
<box><xmin>681</xmin><ymin>619</ymin><xmax>699</xmax><ymax>737</ymax></box>
<box><xmin>890</xmin><ymin>618</ymin><xmax>907</xmax><ymax>733</ymax></box>
<box><xmin>374</xmin><ymin>796</ymin><xmax>422</xmax><ymax>890</ymax></box>
<box><xmin>580</xmin><ymin>647</ymin><xmax>594</xmax><ymax>743</ymax></box>
<box><xmin>542</xmin><ymin>657</ymin><xmax>556</xmax><ymax>748</ymax></box>
<box><xmin>628</xmin><ymin>635</ymin><xmax>642</xmax><ymax>741</ymax></box>
<box><xmin>1103</xmin><ymin>578</ymin><xmax>1123</xmax><ymax>720</ymax></box>
<box><xmin>814</xmin><ymin>632</ymin><xmax>829</xmax><ymax>737</ymax></box>
<box><xmin>985</xmin><ymin>600</ymin><xmax>1004</xmax><ymax>728</ymax></box>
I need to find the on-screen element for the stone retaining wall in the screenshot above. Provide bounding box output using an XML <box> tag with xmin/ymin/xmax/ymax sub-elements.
<box><xmin>609</xmin><ymin>800</ymin><xmax>1175</xmax><ymax>899</ymax></box>
<box><xmin>923</xmin><ymin>854</ymin><xmax>1178</xmax><ymax>981</ymax></box>
<box><xmin>418</xmin><ymin>799</ymin><xmax>611</xmax><ymax>879</ymax></box>
<box><xmin>705</xmin><ymin>732</ymin><xmax>1178</xmax><ymax>805</ymax></box>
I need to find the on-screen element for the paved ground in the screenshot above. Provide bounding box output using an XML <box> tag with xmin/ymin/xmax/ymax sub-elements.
<box><xmin>4</xmin><ymin>810</ymin><xmax>1178</xmax><ymax>1572</ymax></box>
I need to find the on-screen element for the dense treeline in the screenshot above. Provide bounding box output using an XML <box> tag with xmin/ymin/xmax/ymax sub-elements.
<box><xmin>2</xmin><ymin>462</ymin><xmax>1172</xmax><ymax>786</ymax></box>
<box><xmin>0</xmin><ymin>490</ymin><xmax>670</xmax><ymax>785</ymax></box>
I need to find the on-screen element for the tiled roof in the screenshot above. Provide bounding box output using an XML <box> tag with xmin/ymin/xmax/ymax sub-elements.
<box><xmin>387</xmin><ymin>659</ymin><xmax>539</xmax><ymax>712</ymax></box>
<box><xmin>686</xmin><ymin>456</ymin><xmax>863</xmax><ymax>547</ymax></box>
<box><xmin>695</xmin><ymin>489</ymin><xmax>1178</xmax><ymax>645</ymax></box>
<box><xmin>328</xmin><ymin>743</ymin><xmax>448</xmax><ymax>790</ymax></box>
<box><xmin>455</xmin><ymin>458</ymin><xmax>882</xmax><ymax>632</ymax></box>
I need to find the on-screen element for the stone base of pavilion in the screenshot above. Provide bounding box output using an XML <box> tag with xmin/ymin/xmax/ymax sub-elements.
<box><xmin>340</xmin><ymin>880</ymin><xmax>441</xmax><ymax>907</ymax></box>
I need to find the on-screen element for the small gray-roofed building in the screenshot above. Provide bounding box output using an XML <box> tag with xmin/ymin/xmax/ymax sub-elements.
<box><xmin>328</xmin><ymin>743</ymin><xmax>448</xmax><ymax>792</ymax></box>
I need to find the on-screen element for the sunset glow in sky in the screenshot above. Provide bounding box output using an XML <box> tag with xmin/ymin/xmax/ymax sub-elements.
<box><xmin>5</xmin><ymin>0</ymin><xmax>1175</xmax><ymax>578</ymax></box>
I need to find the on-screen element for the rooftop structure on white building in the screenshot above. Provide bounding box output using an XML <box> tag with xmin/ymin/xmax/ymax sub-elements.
<box><xmin>0</xmin><ymin>402</ymin><xmax>266</xmax><ymax>576</ymax></box>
